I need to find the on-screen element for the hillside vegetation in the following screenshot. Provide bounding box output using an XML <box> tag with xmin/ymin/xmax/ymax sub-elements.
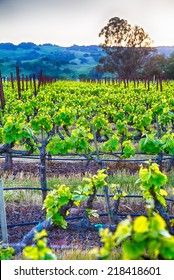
<box><xmin>0</xmin><ymin>42</ymin><xmax>103</xmax><ymax>79</ymax></box>
<box><xmin>0</xmin><ymin>42</ymin><xmax>174</xmax><ymax>79</ymax></box>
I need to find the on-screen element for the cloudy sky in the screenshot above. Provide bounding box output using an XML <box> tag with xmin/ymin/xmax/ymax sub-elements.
<box><xmin>0</xmin><ymin>0</ymin><xmax>174</xmax><ymax>46</ymax></box>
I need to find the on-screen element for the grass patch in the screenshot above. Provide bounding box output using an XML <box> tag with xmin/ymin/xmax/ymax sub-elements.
<box><xmin>2</xmin><ymin>167</ymin><xmax>174</xmax><ymax>204</ymax></box>
<box><xmin>2</xmin><ymin>172</ymin><xmax>42</xmax><ymax>205</ymax></box>
<box><xmin>107</xmin><ymin>170</ymin><xmax>139</xmax><ymax>194</ymax></box>
<box><xmin>47</xmin><ymin>174</ymin><xmax>83</xmax><ymax>189</ymax></box>
<box><xmin>54</xmin><ymin>248</ymin><xmax>122</xmax><ymax>260</ymax></box>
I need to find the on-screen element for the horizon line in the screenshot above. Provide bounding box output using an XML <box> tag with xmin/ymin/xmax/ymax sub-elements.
<box><xmin>0</xmin><ymin>41</ymin><xmax>174</xmax><ymax>48</ymax></box>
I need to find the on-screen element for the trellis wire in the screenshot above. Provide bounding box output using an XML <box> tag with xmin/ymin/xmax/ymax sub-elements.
<box><xmin>0</xmin><ymin>153</ymin><xmax>173</xmax><ymax>165</ymax></box>
<box><xmin>1</xmin><ymin>212</ymin><xmax>174</xmax><ymax>229</ymax></box>
<box><xmin>1</xmin><ymin>185</ymin><xmax>174</xmax><ymax>228</ymax></box>
<box><xmin>3</xmin><ymin>186</ymin><xmax>174</xmax><ymax>203</ymax></box>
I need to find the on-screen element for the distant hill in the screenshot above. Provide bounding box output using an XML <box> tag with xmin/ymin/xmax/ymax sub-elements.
<box><xmin>0</xmin><ymin>42</ymin><xmax>104</xmax><ymax>79</ymax></box>
<box><xmin>0</xmin><ymin>42</ymin><xmax>174</xmax><ymax>79</ymax></box>
<box><xmin>156</xmin><ymin>46</ymin><xmax>174</xmax><ymax>57</ymax></box>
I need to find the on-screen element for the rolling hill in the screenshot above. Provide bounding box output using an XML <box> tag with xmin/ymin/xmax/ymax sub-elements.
<box><xmin>0</xmin><ymin>42</ymin><xmax>174</xmax><ymax>79</ymax></box>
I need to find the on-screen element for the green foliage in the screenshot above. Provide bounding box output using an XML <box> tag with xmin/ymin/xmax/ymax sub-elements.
<box><xmin>54</xmin><ymin>107</ymin><xmax>75</xmax><ymax>127</ymax></box>
<box><xmin>0</xmin><ymin>43</ymin><xmax>101</xmax><ymax>79</ymax></box>
<box><xmin>47</xmin><ymin>126</ymin><xmax>94</xmax><ymax>156</ymax></box>
<box><xmin>121</xmin><ymin>140</ymin><xmax>135</xmax><ymax>158</ymax></box>
<box><xmin>116</xmin><ymin>120</ymin><xmax>128</xmax><ymax>135</ymax></box>
<box><xmin>140</xmin><ymin>133</ymin><xmax>174</xmax><ymax>156</ymax></box>
<box><xmin>2</xmin><ymin>80</ymin><xmax>174</xmax><ymax>161</ymax></box>
<box><xmin>136</xmin><ymin>162</ymin><xmax>168</xmax><ymax>206</ymax></box>
<box><xmin>2</xmin><ymin>80</ymin><xmax>174</xmax><ymax>261</ymax></box>
<box><xmin>166</xmin><ymin>51</ymin><xmax>174</xmax><ymax>79</ymax></box>
<box><xmin>42</xmin><ymin>185</ymin><xmax>72</xmax><ymax>228</ymax></box>
<box><xmin>139</xmin><ymin>135</ymin><xmax>162</xmax><ymax>154</ymax></box>
<box><xmin>0</xmin><ymin>245</ymin><xmax>14</xmax><ymax>260</ymax></box>
<box><xmin>3</xmin><ymin>115</ymin><xmax>33</xmax><ymax>144</ymax></box>
<box><xmin>43</xmin><ymin>169</ymin><xmax>107</xmax><ymax>227</ymax></box>
<box><xmin>96</xmin><ymin>228</ymin><xmax>118</xmax><ymax>260</ymax></box>
<box><xmin>133</xmin><ymin>110</ymin><xmax>152</xmax><ymax>132</ymax></box>
<box><xmin>23</xmin><ymin>230</ymin><xmax>57</xmax><ymax>260</ymax></box>
<box><xmin>86</xmin><ymin>208</ymin><xmax>99</xmax><ymax>219</ymax></box>
<box><xmin>69</xmin><ymin>128</ymin><xmax>93</xmax><ymax>153</ymax></box>
<box><xmin>0</xmin><ymin>128</ymin><xmax>4</xmax><ymax>144</ymax></box>
<box><xmin>91</xmin><ymin>162</ymin><xmax>172</xmax><ymax>260</ymax></box>
<box><xmin>30</xmin><ymin>114</ymin><xmax>53</xmax><ymax>132</ymax></box>
<box><xmin>102</xmin><ymin>134</ymin><xmax>119</xmax><ymax>152</ymax></box>
<box><xmin>94</xmin><ymin>213</ymin><xmax>174</xmax><ymax>260</ymax></box>
<box><xmin>111</xmin><ymin>185</ymin><xmax>127</xmax><ymax>200</ymax></box>
<box><xmin>47</xmin><ymin>135</ymin><xmax>71</xmax><ymax>155</ymax></box>
<box><xmin>73</xmin><ymin>169</ymin><xmax>107</xmax><ymax>206</ymax></box>
<box><xmin>91</xmin><ymin>115</ymin><xmax>112</xmax><ymax>135</ymax></box>
<box><xmin>161</xmin><ymin>133</ymin><xmax>174</xmax><ymax>155</ymax></box>
<box><xmin>86</xmin><ymin>169</ymin><xmax>108</xmax><ymax>189</ymax></box>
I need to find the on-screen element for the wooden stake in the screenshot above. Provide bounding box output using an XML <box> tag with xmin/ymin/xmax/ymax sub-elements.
<box><xmin>33</xmin><ymin>73</ymin><xmax>37</xmax><ymax>96</ymax></box>
<box><xmin>0</xmin><ymin>74</ymin><xmax>5</xmax><ymax>111</ymax></box>
<box><xmin>38</xmin><ymin>70</ymin><xmax>43</xmax><ymax>89</ymax></box>
<box><xmin>22</xmin><ymin>74</ymin><xmax>25</xmax><ymax>91</ymax></box>
<box><xmin>0</xmin><ymin>179</ymin><xmax>8</xmax><ymax>244</ymax></box>
<box><xmin>26</xmin><ymin>75</ymin><xmax>28</xmax><ymax>91</ymax></box>
<box><xmin>16</xmin><ymin>66</ymin><xmax>21</xmax><ymax>99</ymax></box>
<box><xmin>10</xmin><ymin>72</ymin><xmax>14</xmax><ymax>89</ymax></box>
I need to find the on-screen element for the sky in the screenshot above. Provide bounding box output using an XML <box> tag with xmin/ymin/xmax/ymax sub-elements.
<box><xmin>0</xmin><ymin>0</ymin><xmax>174</xmax><ymax>47</ymax></box>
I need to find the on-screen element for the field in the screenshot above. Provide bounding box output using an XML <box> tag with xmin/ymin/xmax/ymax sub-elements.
<box><xmin>0</xmin><ymin>78</ymin><xmax>174</xmax><ymax>260</ymax></box>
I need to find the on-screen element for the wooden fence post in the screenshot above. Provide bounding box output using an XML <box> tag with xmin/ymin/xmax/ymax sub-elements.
<box><xmin>0</xmin><ymin>73</ymin><xmax>5</xmax><ymax>111</ymax></box>
<box><xmin>0</xmin><ymin>179</ymin><xmax>8</xmax><ymax>244</ymax></box>
<box><xmin>10</xmin><ymin>72</ymin><xmax>14</xmax><ymax>90</ymax></box>
<box><xmin>33</xmin><ymin>73</ymin><xmax>37</xmax><ymax>96</ymax></box>
<box><xmin>16</xmin><ymin>66</ymin><xmax>21</xmax><ymax>99</ymax></box>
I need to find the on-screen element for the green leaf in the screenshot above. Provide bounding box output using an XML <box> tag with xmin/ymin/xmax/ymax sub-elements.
<box><xmin>114</xmin><ymin>217</ymin><xmax>132</xmax><ymax>244</ymax></box>
<box><xmin>139</xmin><ymin>135</ymin><xmax>162</xmax><ymax>155</ymax></box>
<box><xmin>122</xmin><ymin>239</ymin><xmax>145</xmax><ymax>259</ymax></box>
<box><xmin>102</xmin><ymin>134</ymin><xmax>119</xmax><ymax>152</ymax></box>
<box><xmin>133</xmin><ymin>216</ymin><xmax>149</xmax><ymax>233</ymax></box>
<box><xmin>139</xmin><ymin>166</ymin><xmax>151</xmax><ymax>182</ymax></box>
<box><xmin>121</xmin><ymin>140</ymin><xmax>135</xmax><ymax>158</ymax></box>
<box><xmin>150</xmin><ymin>213</ymin><xmax>166</xmax><ymax>232</ymax></box>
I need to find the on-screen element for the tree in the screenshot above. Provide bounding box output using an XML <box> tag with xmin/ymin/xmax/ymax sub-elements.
<box><xmin>165</xmin><ymin>52</ymin><xmax>174</xmax><ymax>79</ymax></box>
<box><xmin>97</xmin><ymin>17</ymin><xmax>155</xmax><ymax>79</ymax></box>
<box><xmin>143</xmin><ymin>54</ymin><xmax>167</xmax><ymax>79</ymax></box>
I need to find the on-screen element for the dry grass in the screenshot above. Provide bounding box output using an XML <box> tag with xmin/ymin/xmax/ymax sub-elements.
<box><xmin>2</xmin><ymin>167</ymin><xmax>174</xmax><ymax>204</ymax></box>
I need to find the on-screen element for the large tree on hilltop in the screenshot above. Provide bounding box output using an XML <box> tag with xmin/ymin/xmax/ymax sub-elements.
<box><xmin>97</xmin><ymin>17</ymin><xmax>155</xmax><ymax>79</ymax></box>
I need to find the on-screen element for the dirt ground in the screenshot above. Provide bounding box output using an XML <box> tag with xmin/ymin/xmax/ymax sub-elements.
<box><xmin>4</xmin><ymin>199</ymin><xmax>146</xmax><ymax>248</ymax></box>
<box><xmin>0</xmin><ymin>158</ymin><xmax>141</xmax><ymax>177</ymax></box>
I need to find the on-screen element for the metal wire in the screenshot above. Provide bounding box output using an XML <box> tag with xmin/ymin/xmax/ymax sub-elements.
<box><xmin>3</xmin><ymin>187</ymin><xmax>174</xmax><ymax>203</ymax></box>
<box><xmin>2</xmin><ymin>210</ymin><xmax>174</xmax><ymax>229</ymax></box>
<box><xmin>1</xmin><ymin>152</ymin><xmax>172</xmax><ymax>163</ymax></box>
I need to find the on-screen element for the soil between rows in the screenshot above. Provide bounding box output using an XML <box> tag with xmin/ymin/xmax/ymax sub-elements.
<box><xmin>0</xmin><ymin>159</ymin><xmax>141</xmax><ymax>177</ymax></box>
<box><xmin>4</xmin><ymin>201</ymin><xmax>146</xmax><ymax>248</ymax></box>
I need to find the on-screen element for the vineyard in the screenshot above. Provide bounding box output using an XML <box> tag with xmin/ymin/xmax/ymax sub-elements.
<box><xmin>0</xmin><ymin>73</ymin><xmax>174</xmax><ymax>260</ymax></box>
